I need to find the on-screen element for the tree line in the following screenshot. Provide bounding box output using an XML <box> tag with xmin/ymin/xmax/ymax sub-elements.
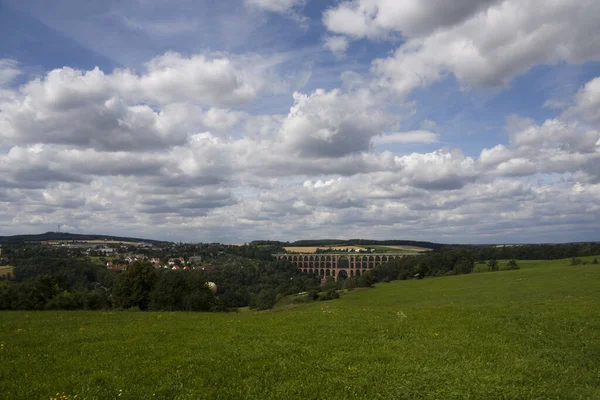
<box><xmin>1</xmin><ymin>242</ymin><xmax>598</xmax><ymax>311</ymax></box>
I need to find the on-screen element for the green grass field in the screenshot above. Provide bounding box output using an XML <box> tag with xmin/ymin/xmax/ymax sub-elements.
<box><xmin>1</xmin><ymin>258</ymin><xmax>599</xmax><ymax>399</ymax></box>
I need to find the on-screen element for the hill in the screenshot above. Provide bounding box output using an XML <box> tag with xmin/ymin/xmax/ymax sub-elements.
<box><xmin>251</xmin><ymin>238</ymin><xmax>446</xmax><ymax>249</ymax></box>
<box><xmin>1</xmin><ymin>257</ymin><xmax>598</xmax><ymax>399</ymax></box>
<box><xmin>0</xmin><ymin>232</ymin><xmax>168</xmax><ymax>245</ymax></box>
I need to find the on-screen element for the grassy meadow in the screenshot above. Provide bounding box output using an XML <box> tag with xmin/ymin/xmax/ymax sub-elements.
<box><xmin>1</xmin><ymin>257</ymin><xmax>599</xmax><ymax>399</ymax></box>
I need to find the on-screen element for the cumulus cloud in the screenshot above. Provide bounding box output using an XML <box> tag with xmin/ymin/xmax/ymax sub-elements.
<box><xmin>2</xmin><ymin>34</ymin><xmax>600</xmax><ymax>243</ymax></box>
<box><xmin>479</xmin><ymin>78</ymin><xmax>600</xmax><ymax>181</ymax></box>
<box><xmin>395</xmin><ymin>149</ymin><xmax>477</xmax><ymax>190</ymax></box>
<box><xmin>325</xmin><ymin>0</ymin><xmax>600</xmax><ymax>96</ymax></box>
<box><xmin>565</xmin><ymin>76</ymin><xmax>600</xmax><ymax>127</ymax></box>
<box><xmin>278</xmin><ymin>88</ymin><xmax>391</xmax><ymax>157</ymax></box>
<box><xmin>324</xmin><ymin>36</ymin><xmax>350</xmax><ymax>58</ymax></box>
<box><xmin>0</xmin><ymin>53</ymin><xmax>283</xmax><ymax>151</ymax></box>
<box><xmin>323</xmin><ymin>0</ymin><xmax>501</xmax><ymax>39</ymax></box>
<box><xmin>134</xmin><ymin>52</ymin><xmax>285</xmax><ymax>106</ymax></box>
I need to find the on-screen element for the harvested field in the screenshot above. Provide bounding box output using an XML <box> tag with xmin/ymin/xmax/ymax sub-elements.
<box><xmin>283</xmin><ymin>245</ymin><xmax>366</xmax><ymax>253</ymax></box>
<box><xmin>378</xmin><ymin>245</ymin><xmax>431</xmax><ymax>252</ymax></box>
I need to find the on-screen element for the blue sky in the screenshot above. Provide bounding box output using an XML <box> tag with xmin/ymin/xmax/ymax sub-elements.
<box><xmin>1</xmin><ymin>0</ymin><xmax>599</xmax><ymax>243</ymax></box>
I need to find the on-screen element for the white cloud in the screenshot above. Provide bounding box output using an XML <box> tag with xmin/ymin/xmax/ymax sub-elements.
<box><xmin>244</xmin><ymin>0</ymin><xmax>307</xmax><ymax>23</ymax></box>
<box><xmin>374</xmin><ymin>130</ymin><xmax>439</xmax><ymax>145</ymax></box>
<box><xmin>245</xmin><ymin>0</ymin><xmax>305</xmax><ymax>14</ymax></box>
<box><xmin>0</xmin><ymin>59</ymin><xmax>21</xmax><ymax>87</ymax></box>
<box><xmin>565</xmin><ymin>76</ymin><xmax>600</xmax><ymax>127</ymax></box>
<box><xmin>0</xmin><ymin>53</ymin><xmax>286</xmax><ymax>150</ymax></box>
<box><xmin>478</xmin><ymin>77</ymin><xmax>600</xmax><ymax>181</ymax></box>
<box><xmin>324</xmin><ymin>36</ymin><xmax>350</xmax><ymax>58</ymax></box>
<box><xmin>278</xmin><ymin>88</ymin><xmax>392</xmax><ymax>157</ymax></box>
<box><xmin>325</xmin><ymin>0</ymin><xmax>600</xmax><ymax>96</ymax></box>
<box><xmin>479</xmin><ymin>144</ymin><xmax>512</xmax><ymax>167</ymax></box>
<box><xmin>395</xmin><ymin>149</ymin><xmax>477</xmax><ymax>190</ymax></box>
<box><xmin>543</xmin><ymin>99</ymin><xmax>569</xmax><ymax>109</ymax></box>
<box><xmin>3</xmin><ymin>32</ymin><xmax>600</xmax><ymax>243</ymax></box>
<box><xmin>133</xmin><ymin>52</ymin><xmax>285</xmax><ymax>106</ymax></box>
<box><xmin>323</xmin><ymin>0</ymin><xmax>501</xmax><ymax>39</ymax></box>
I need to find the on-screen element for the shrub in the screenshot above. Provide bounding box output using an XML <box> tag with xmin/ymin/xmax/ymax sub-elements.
<box><xmin>454</xmin><ymin>258</ymin><xmax>475</xmax><ymax>274</ymax></box>
<box><xmin>321</xmin><ymin>279</ymin><xmax>337</xmax><ymax>291</ymax></box>
<box><xmin>505</xmin><ymin>260</ymin><xmax>519</xmax><ymax>270</ymax></box>
<box><xmin>571</xmin><ymin>258</ymin><xmax>583</xmax><ymax>266</ymax></box>
<box><xmin>487</xmin><ymin>259</ymin><xmax>499</xmax><ymax>272</ymax></box>
<box><xmin>358</xmin><ymin>272</ymin><xmax>377</xmax><ymax>287</ymax></box>
<box><xmin>319</xmin><ymin>289</ymin><xmax>339</xmax><ymax>301</ymax></box>
<box><xmin>397</xmin><ymin>270</ymin><xmax>411</xmax><ymax>280</ymax></box>
<box><xmin>46</xmin><ymin>290</ymin><xmax>81</xmax><ymax>310</ymax></box>
<box><xmin>307</xmin><ymin>289</ymin><xmax>319</xmax><ymax>301</ymax></box>
<box><xmin>255</xmin><ymin>288</ymin><xmax>277</xmax><ymax>310</ymax></box>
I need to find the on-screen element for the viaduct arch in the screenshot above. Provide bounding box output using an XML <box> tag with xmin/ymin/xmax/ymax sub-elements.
<box><xmin>274</xmin><ymin>253</ymin><xmax>415</xmax><ymax>281</ymax></box>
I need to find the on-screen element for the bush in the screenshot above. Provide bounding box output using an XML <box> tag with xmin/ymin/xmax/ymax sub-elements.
<box><xmin>255</xmin><ymin>288</ymin><xmax>277</xmax><ymax>310</ymax></box>
<box><xmin>505</xmin><ymin>260</ymin><xmax>520</xmax><ymax>270</ymax></box>
<box><xmin>487</xmin><ymin>259</ymin><xmax>499</xmax><ymax>272</ymax></box>
<box><xmin>571</xmin><ymin>258</ymin><xmax>583</xmax><ymax>266</ymax></box>
<box><xmin>319</xmin><ymin>289</ymin><xmax>339</xmax><ymax>301</ymax></box>
<box><xmin>358</xmin><ymin>272</ymin><xmax>377</xmax><ymax>287</ymax></box>
<box><xmin>397</xmin><ymin>270</ymin><xmax>411</xmax><ymax>280</ymax></box>
<box><xmin>307</xmin><ymin>289</ymin><xmax>319</xmax><ymax>301</ymax></box>
<box><xmin>46</xmin><ymin>290</ymin><xmax>81</xmax><ymax>310</ymax></box>
<box><xmin>82</xmin><ymin>289</ymin><xmax>109</xmax><ymax>310</ymax></box>
<box><xmin>454</xmin><ymin>258</ymin><xmax>475</xmax><ymax>274</ymax></box>
<box><xmin>321</xmin><ymin>279</ymin><xmax>337</xmax><ymax>291</ymax></box>
<box><xmin>593</xmin><ymin>258</ymin><xmax>598</xmax><ymax>265</ymax></box>
<box><xmin>183</xmin><ymin>289</ymin><xmax>214</xmax><ymax>311</ymax></box>
<box><xmin>112</xmin><ymin>262</ymin><xmax>157</xmax><ymax>310</ymax></box>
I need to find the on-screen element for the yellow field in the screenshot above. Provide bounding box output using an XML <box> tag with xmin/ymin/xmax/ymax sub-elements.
<box><xmin>0</xmin><ymin>265</ymin><xmax>14</xmax><ymax>277</ymax></box>
<box><xmin>283</xmin><ymin>246</ymin><xmax>366</xmax><ymax>253</ymax></box>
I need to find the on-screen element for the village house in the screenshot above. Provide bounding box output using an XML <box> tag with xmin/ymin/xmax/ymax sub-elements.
<box><xmin>168</xmin><ymin>257</ymin><xmax>185</xmax><ymax>266</ymax></box>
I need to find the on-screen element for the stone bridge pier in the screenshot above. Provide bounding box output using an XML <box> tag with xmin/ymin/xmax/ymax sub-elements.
<box><xmin>274</xmin><ymin>253</ymin><xmax>414</xmax><ymax>281</ymax></box>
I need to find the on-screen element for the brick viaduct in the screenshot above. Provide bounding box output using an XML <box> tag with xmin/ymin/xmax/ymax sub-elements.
<box><xmin>274</xmin><ymin>253</ymin><xmax>415</xmax><ymax>281</ymax></box>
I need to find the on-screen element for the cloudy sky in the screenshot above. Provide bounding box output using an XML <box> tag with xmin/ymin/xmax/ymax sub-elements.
<box><xmin>1</xmin><ymin>0</ymin><xmax>599</xmax><ymax>244</ymax></box>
